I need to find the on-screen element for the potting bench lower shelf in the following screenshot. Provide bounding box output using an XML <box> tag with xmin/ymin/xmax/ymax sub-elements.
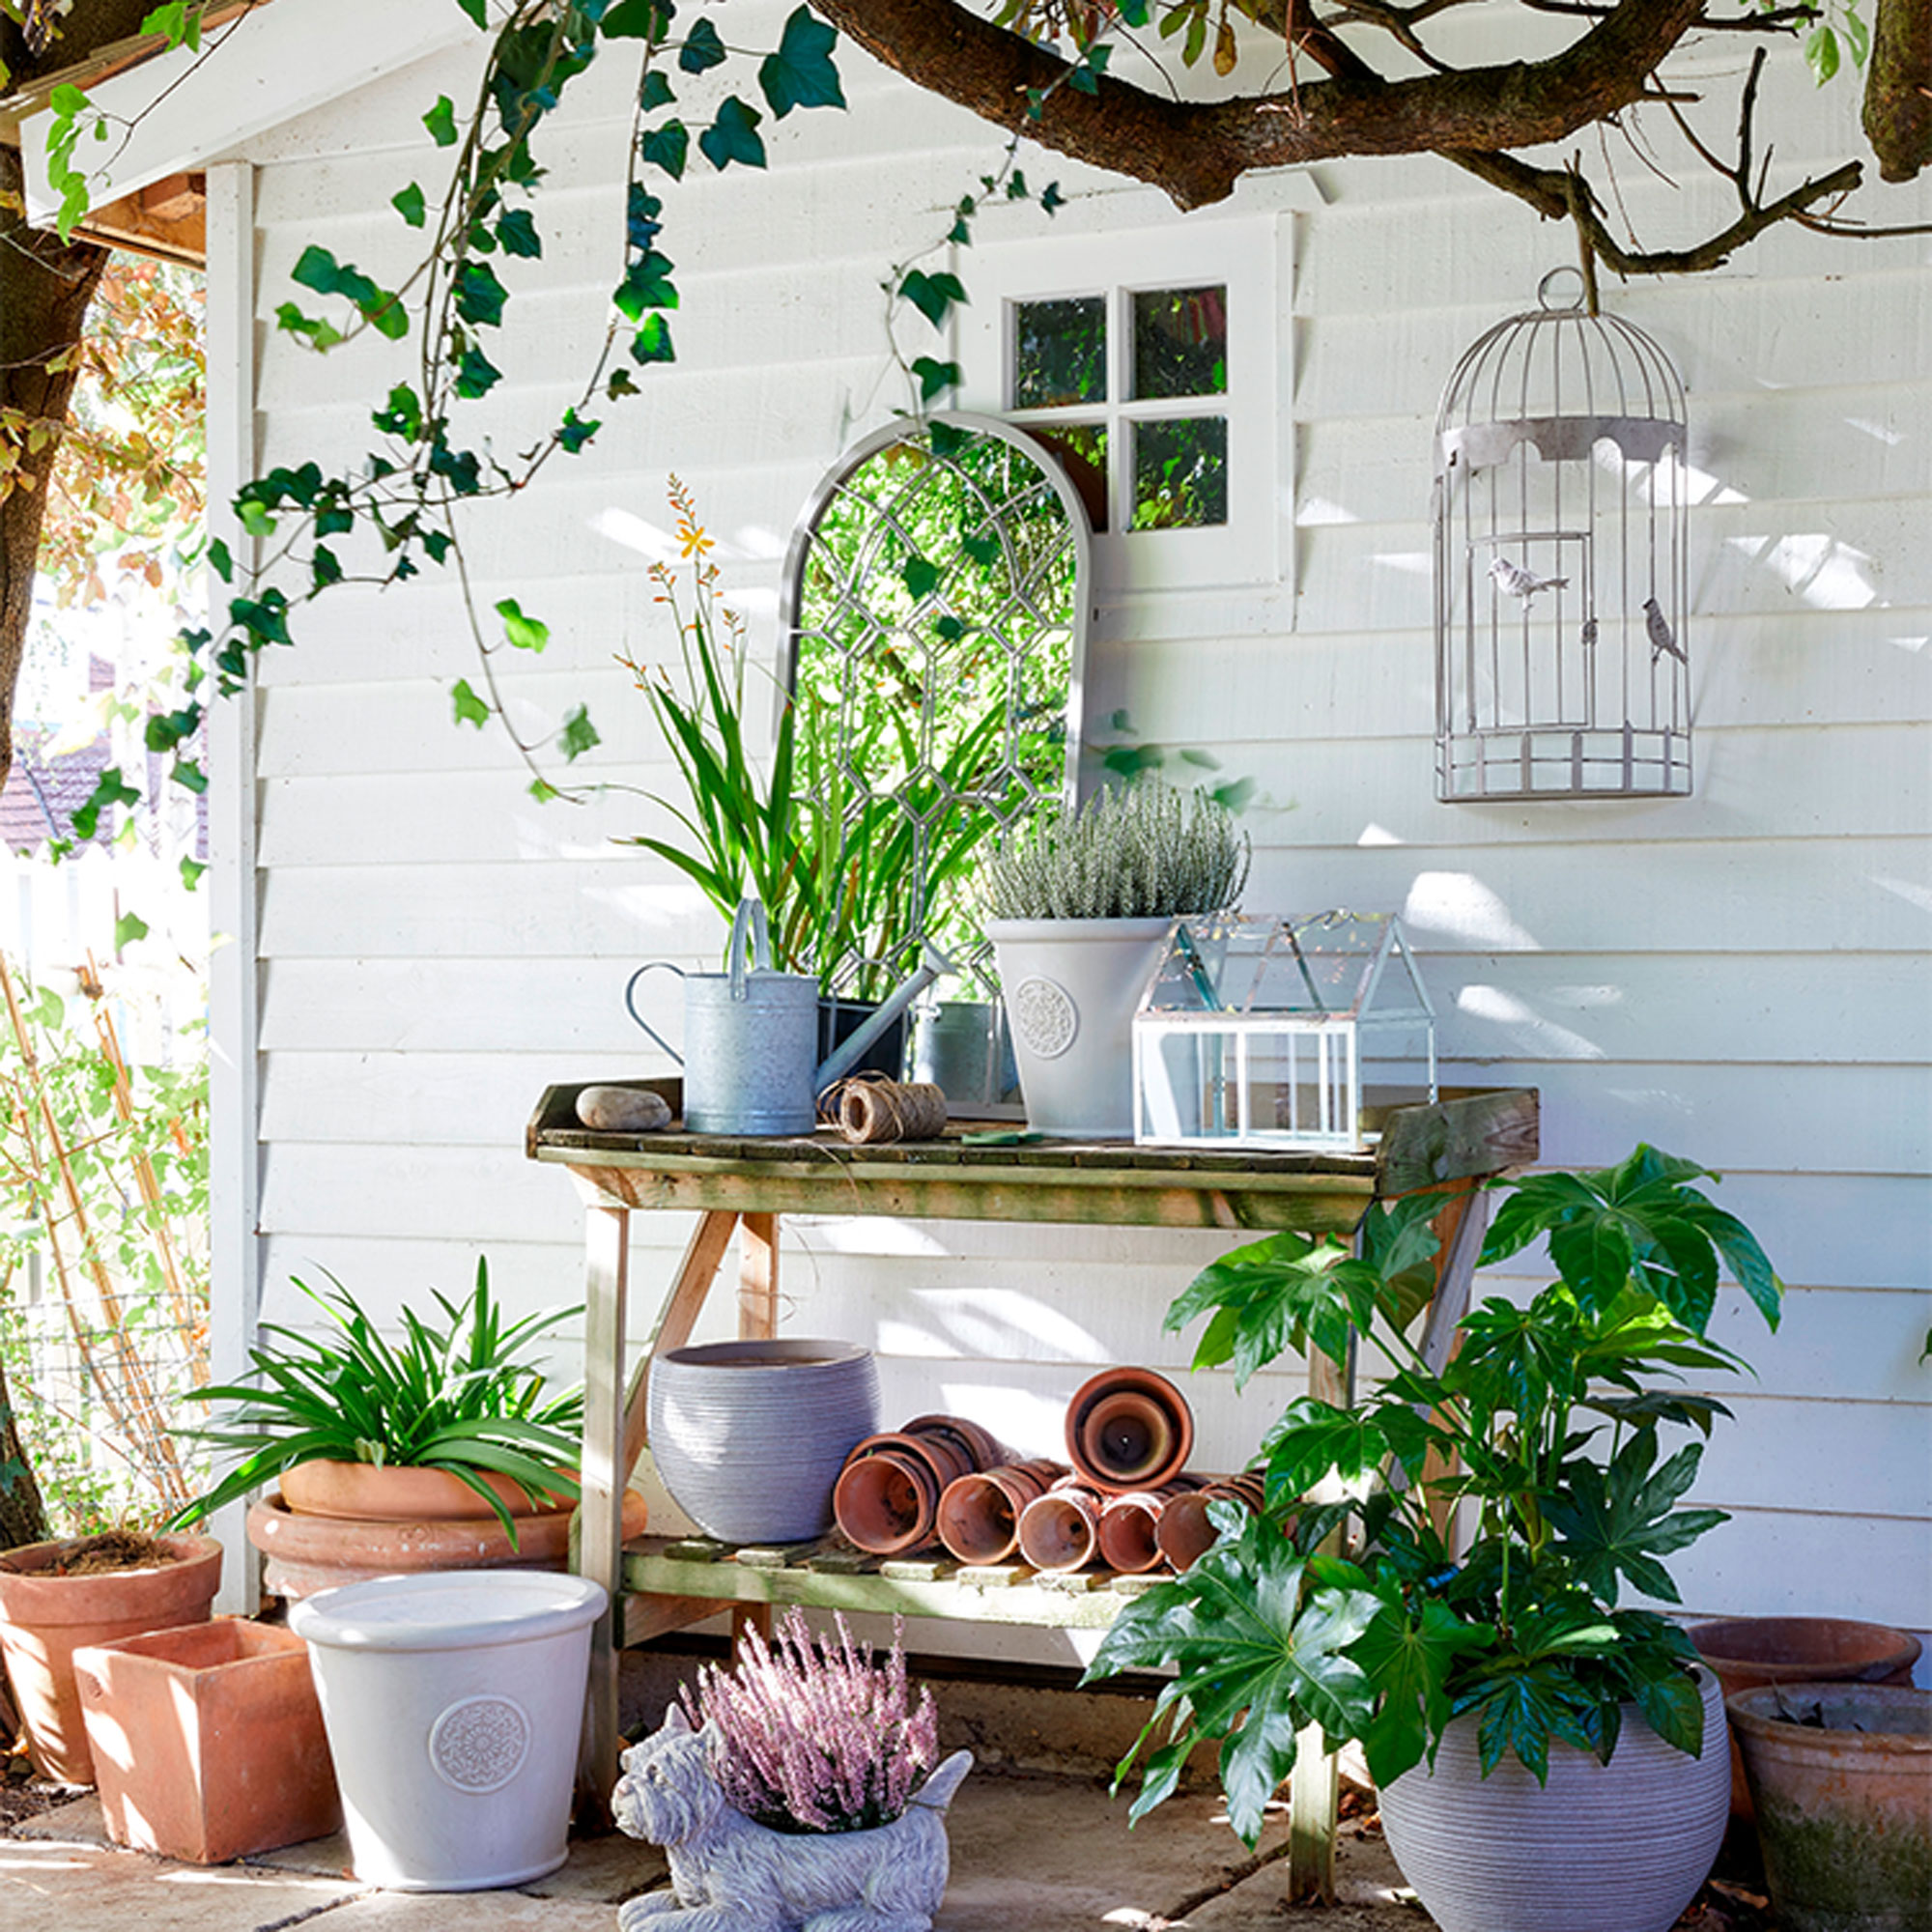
<box><xmin>526</xmin><ymin>1081</ymin><xmax>1538</xmax><ymax>1889</ymax></box>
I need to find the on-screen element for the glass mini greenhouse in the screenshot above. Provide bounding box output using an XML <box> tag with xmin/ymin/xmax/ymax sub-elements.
<box><xmin>1132</xmin><ymin>912</ymin><xmax>1437</xmax><ymax>1151</ymax></box>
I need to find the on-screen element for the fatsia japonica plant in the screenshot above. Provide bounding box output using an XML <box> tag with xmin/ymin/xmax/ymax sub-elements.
<box><xmin>1083</xmin><ymin>1145</ymin><xmax>1783</xmax><ymax>1848</ymax></box>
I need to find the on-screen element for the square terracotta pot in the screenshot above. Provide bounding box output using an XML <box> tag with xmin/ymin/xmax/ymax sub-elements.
<box><xmin>73</xmin><ymin>1617</ymin><xmax>341</xmax><ymax>1863</ymax></box>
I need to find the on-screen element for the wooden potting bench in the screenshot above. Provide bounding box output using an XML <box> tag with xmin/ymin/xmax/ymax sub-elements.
<box><xmin>526</xmin><ymin>1081</ymin><xmax>1537</xmax><ymax>1892</ymax></box>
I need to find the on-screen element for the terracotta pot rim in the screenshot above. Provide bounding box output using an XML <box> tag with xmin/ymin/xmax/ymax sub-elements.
<box><xmin>278</xmin><ymin>1459</ymin><xmax>574</xmax><ymax>1521</ymax></box>
<box><xmin>1725</xmin><ymin>1681</ymin><xmax>1932</xmax><ymax>1750</ymax></box>
<box><xmin>1690</xmin><ymin>1615</ymin><xmax>1922</xmax><ymax>1679</ymax></box>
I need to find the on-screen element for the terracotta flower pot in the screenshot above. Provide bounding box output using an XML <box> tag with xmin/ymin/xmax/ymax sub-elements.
<box><xmin>73</xmin><ymin>1617</ymin><xmax>341</xmax><ymax>1862</ymax></box>
<box><xmin>835</xmin><ymin>1417</ymin><xmax>1005</xmax><ymax>1557</ymax></box>
<box><xmin>246</xmin><ymin>1488</ymin><xmax>648</xmax><ymax>1601</ymax></box>
<box><xmin>0</xmin><ymin>1532</ymin><xmax>222</xmax><ymax>1783</ymax></box>
<box><xmin>279</xmin><ymin>1459</ymin><xmax>573</xmax><ymax>1520</ymax></box>
<box><xmin>936</xmin><ymin>1461</ymin><xmax>1065</xmax><ymax>1565</ymax></box>
<box><xmin>1016</xmin><ymin>1481</ymin><xmax>1104</xmax><ymax>1573</ymax></box>
<box><xmin>1690</xmin><ymin>1615</ymin><xmax>1923</xmax><ymax>1825</ymax></box>
<box><xmin>1726</xmin><ymin>1682</ymin><xmax>1932</xmax><ymax>1932</ymax></box>
<box><xmin>1065</xmin><ymin>1366</ymin><xmax>1194</xmax><ymax>1494</ymax></box>
<box><xmin>1376</xmin><ymin>1666</ymin><xmax>1728</xmax><ymax>1932</ymax></box>
<box><xmin>1154</xmin><ymin>1471</ymin><xmax>1266</xmax><ymax>1572</ymax></box>
<box><xmin>1095</xmin><ymin>1481</ymin><xmax>1199</xmax><ymax>1574</ymax></box>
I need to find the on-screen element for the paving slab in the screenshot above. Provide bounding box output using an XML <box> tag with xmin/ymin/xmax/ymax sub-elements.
<box><xmin>0</xmin><ymin>1836</ymin><xmax>367</xmax><ymax>1932</ymax></box>
<box><xmin>1178</xmin><ymin>1822</ymin><xmax>1428</xmax><ymax>1928</ymax></box>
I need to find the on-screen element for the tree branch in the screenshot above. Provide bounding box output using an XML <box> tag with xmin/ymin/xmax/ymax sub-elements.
<box><xmin>816</xmin><ymin>0</ymin><xmax>1710</xmax><ymax>208</ymax></box>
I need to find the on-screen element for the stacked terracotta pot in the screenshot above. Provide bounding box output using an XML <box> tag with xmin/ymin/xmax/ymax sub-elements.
<box><xmin>831</xmin><ymin>1369</ymin><xmax>1268</xmax><ymax>1575</ymax></box>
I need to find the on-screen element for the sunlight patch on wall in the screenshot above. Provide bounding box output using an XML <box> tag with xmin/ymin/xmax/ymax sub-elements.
<box><xmin>591</xmin><ymin>507</ymin><xmax>678</xmax><ymax>560</ymax></box>
<box><xmin>1845</xmin><ymin>416</ymin><xmax>1905</xmax><ymax>447</ymax></box>
<box><xmin>1726</xmin><ymin>531</ymin><xmax>1879</xmax><ymax>611</ymax></box>
<box><xmin>1456</xmin><ymin>983</ymin><xmax>1605</xmax><ymax>1060</ymax></box>
<box><xmin>1402</xmin><ymin>871</ymin><xmax>1541</xmax><ymax>951</ymax></box>
<box><xmin>1372</xmin><ymin>550</ymin><xmax>1431</xmax><ymax>576</ymax></box>
<box><xmin>1295</xmin><ymin>496</ymin><xmax>1359</xmax><ymax>526</ymax></box>
<box><xmin>1357</xmin><ymin>822</ymin><xmax>1405</xmax><ymax>846</ymax></box>
<box><xmin>884</xmin><ymin>1288</ymin><xmax>1107</xmax><ymax>1364</ymax></box>
<box><xmin>806</xmin><ymin>1219</ymin><xmax>950</xmax><ymax>1259</ymax></box>
<box><xmin>1872</xmin><ymin>874</ymin><xmax>1932</xmax><ymax>916</ymax></box>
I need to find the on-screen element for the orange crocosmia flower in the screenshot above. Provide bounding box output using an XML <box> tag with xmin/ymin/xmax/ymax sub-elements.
<box><xmin>676</xmin><ymin>518</ymin><xmax>713</xmax><ymax>558</ymax></box>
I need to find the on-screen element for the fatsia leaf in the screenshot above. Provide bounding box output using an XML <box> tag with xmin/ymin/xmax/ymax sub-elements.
<box><xmin>1542</xmin><ymin>1432</ymin><xmax>1723</xmax><ymax>1605</ymax></box>
<box><xmin>1351</xmin><ymin>1598</ymin><xmax>1494</xmax><ymax>1787</ymax></box>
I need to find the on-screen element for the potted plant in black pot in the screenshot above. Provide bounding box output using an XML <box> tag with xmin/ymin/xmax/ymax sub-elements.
<box><xmin>1085</xmin><ymin>1145</ymin><xmax>1783</xmax><ymax>1932</ymax></box>
<box><xmin>981</xmin><ymin>783</ymin><xmax>1251</xmax><ymax>1138</ymax></box>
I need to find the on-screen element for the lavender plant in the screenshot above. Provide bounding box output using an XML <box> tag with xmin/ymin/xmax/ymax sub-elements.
<box><xmin>681</xmin><ymin>1606</ymin><xmax>938</xmax><ymax>1834</ymax></box>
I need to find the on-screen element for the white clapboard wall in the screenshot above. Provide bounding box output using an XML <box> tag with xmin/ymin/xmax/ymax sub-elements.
<box><xmin>228</xmin><ymin>1</ymin><xmax>1929</xmax><ymax>1666</ymax></box>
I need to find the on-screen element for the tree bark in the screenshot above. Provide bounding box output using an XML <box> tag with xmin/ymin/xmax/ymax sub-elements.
<box><xmin>1864</xmin><ymin>0</ymin><xmax>1932</xmax><ymax>183</ymax></box>
<box><xmin>817</xmin><ymin>0</ymin><xmax>1709</xmax><ymax>208</ymax></box>
<box><xmin>0</xmin><ymin>151</ymin><xmax>110</xmax><ymax>797</ymax></box>
<box><xmin>0</xmin><ymin>1348</ymin><xmax>50</xmax><ymax>1550</ymax></box>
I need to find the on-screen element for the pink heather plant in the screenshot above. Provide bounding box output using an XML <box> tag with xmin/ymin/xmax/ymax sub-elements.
<box><xmin>681</xmin><ymin>1606</ymin><xmax>939</xmax><ymax>1834</ymax></box>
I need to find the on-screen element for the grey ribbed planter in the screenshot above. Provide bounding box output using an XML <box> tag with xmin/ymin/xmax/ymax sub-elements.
<box><xmin>646</xmin><ymin>1339</ymin><xmax>879</xmax><ymax>1545</ymax></box>
<box><xmin>1376</xmin><ymin>1667</ymin><xmax>1727</xmax><ymax>1932</ymax></box>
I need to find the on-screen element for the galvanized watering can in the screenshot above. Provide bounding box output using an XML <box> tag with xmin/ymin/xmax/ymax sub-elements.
<box><xmin>625</xmin><ymin>899</ymin><xmax>945</xmax><ymax>1135</ymax></box>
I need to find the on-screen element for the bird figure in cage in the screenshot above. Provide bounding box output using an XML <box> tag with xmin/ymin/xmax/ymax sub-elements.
<box><xmin>1489</xmin><ymin>556</ymin><xmax>1570</xmax><ymax>606</ymax></box>
<box><xmin>1643</xmin><ymin>597</ymin><xmax>1688</xmax><ymax>665</ymax></box>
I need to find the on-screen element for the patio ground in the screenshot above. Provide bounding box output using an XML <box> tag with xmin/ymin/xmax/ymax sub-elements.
<box><xmin>3</xmin><ymin>1772</ymin><xmax>1426</xmax><ymax>1932</ymax></box>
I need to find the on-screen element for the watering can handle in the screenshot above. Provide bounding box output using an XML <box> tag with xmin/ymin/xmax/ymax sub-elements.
<box><xmin>727</xmin><ymin>897</ymin><xmax>775</xmax><ymax>1000</ymax></box>
<box><xmin>624</xmin><ymin>962</ymin><xmax>686</xmax><ymax>1065</ymax></box>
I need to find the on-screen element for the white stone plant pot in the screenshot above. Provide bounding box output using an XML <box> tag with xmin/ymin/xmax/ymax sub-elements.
<box><xmin>1376</xmin><ymin>1666</ymin><xmax>1728</xmax><ymax>1932</ymax></box>
<box><xmin>985</xmin><ymin>917</ymin><xmax>1172</xmax><ymax>1139</ymax></box>
<box><xmin>289</xmin><ymin>1570</ymin><xmax>607</xmax><ymax>1891</ymax></box>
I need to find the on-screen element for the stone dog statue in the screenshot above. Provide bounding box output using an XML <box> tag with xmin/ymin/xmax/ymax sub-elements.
<box><xmin>613</xmin><ymin>1705</ymin><xmax>974</xmax><ymax>1932</ymax></box>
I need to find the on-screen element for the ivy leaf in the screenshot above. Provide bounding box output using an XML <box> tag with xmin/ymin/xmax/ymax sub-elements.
<box><xmin>678</xmin><ymin>15</ymin><xmax>726</xmax><ymax>71</ymax></box>
<box><xmin>497</xmin><ymin>598</ymin><xmax>550</xmax><ymax>651</ymax></box>
<box><xmin>640</xmin><ymin>119</ymin><xmax>690</xmax><ymax>179</ymax></box>
<box><xmin>171</xmin><ymin>757</ymin><xmax>209</xmax><ymax>796</ymax></box>
<box><xmin>758</xmin><ymin>5</ymin><xmax>845</xmax><ymax>119</ymax></box>
<box><xmin>558</xmin><ymin>704</ymin><xmax>601</xmax><ymax>760</ymax></box>
<box><xmin>392</xmin><ymin>182</ymin><xmax>427</xmax><ymax>227</ymax></box>
<box><xmin>614</xmin><ymin>249</ymin><xmax>679</xmax><ymax>319</ymax></box>
<box><xmin>699</xmin><ymin>96</ymin><xmax>766</xmax><ymax>171</ymax></box>
<box><xmin>424</xmin><ymin>95</ymin><xmax>460</xmax><ymax>146</ymax></box>
<box><xmin>373</xmin><ymin>384</ymin><xmax>423</xmax><ymax>439</ymax></box>
<box><xmin>1041</xmin><ymin>180</ymin><xmax>1065</xmax><ymax>213</ymax></box>
<box><xmin>559</xmin><ymin>408</ymin><xmax>601</xmax><ymax>453</ymax></box>
<box><xmin>631</xmin><ymin>314</ymin><xmax>676</xmax><ymax>363</ymax></box>
<box><xmin>497</xmin><ymin>208</ymin><xmax>542</xmax><ymax>257</ymax></box>
<box><xmin>71</xmin><ymin>767</ymin><xmax>141</xmax><ymax>842</ymax></box>
<box><xmin>901</xmin><ymin>554</ymin><xmax>942</xmax><ymax>600</ymax></box>
<box><xmin>911</xmin><ymin>355</ymin><xmax>961</xmax><ymax>401</ymax></box>
<box><xmin>454</xmin><ymin>0</ymin><xmax>487</xmax><ymax>26</ymax></box>
<box><xmin>640</xmin><ymin>71</ymin><xmax>676</xmax><ymax>110</ymax></box>
<box><xmin>208</xmin><ymin>538</ymin><xmax>234</xmax><ymax>582</ymax></box>
<box><xmin>529</xmin><ymin>778</ymin><xmax>561</xmax><ymax>803</ymax></box>
<box><xmin>1068</xmin><ymin>41</ymin><xmax>1112</xmax><ymax>93</ymax></box>
<box><xmin>454</xmin><ymin>260</ymin><xmax>510</xmax><ymax>327</ymax></box>
<box><xmin>115</xmin><ymin>911</ymin><xmax>150</xmax><ymax>951</ymax></box>
<box><xmin>180</xmin><ymin>857</ymin><xmax>208</xmax><ymax>891</ymax></box>
<box><xmin>899</xmin><ymin>269</ymin><xmax>966</xmax><ymax>327</ymax></box>
<box><xmin>311</xmin><ymin>544</ymin><xmax>343</xmax><ymax>588</ymax></box>
<box><xmin>452</xmin><ymin>678</ymin><xmax>491</xmax><ymax>727</ymax></box>
<box><xmin>454</xmin><ymin>345</ymin><xmax>502</xmax><ymax>398</ymax></box>
<box><xmin>602</xmin><ymin>0</ymin><xmax>672</xmax><ymax>38</ymax></box>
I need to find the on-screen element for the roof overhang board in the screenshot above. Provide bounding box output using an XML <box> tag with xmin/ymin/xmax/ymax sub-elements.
<box><xmin>19</xmin><ymin>0</ymin><xmax>471</xmax><ymax>231</ymax></box>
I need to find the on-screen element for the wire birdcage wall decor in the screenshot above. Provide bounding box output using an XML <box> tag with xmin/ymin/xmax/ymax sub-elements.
<box><xmin>1434</xmin><ymin>269</ymin><xmax>1691</xmax><ymax>802</ymax></box>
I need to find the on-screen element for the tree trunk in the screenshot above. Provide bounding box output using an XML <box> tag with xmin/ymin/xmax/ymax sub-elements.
<box><xmin>1864</xmin><ymin>0</ymin><xmax>1932</xmax><ymax>183</ymax></box>
<box><xmin>0</xmin><ymin>1347</ymin><xmax>49</xmax><ymax>1550</ymax></box>
<box><xmin>0</xmin><ymin>142</ymin><xmax>110</xmax><ymax>796</ymax></box>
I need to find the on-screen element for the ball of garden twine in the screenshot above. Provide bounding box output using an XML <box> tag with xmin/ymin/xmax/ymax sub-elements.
<box><xmin>825</xmin><ymin>1074</ymin><xmax>948</xmax><ymax>1144</ymax></box>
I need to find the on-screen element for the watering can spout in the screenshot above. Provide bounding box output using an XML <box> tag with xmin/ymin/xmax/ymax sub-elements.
<box><xmin>815</xmin><ymin>942</ymin><xmax>954</xmax><ymax>1094</ymax></box>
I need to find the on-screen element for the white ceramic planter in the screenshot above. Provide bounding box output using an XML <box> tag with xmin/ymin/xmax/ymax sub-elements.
<box><xmin>289</xmin><ymin>1570</ymin><xmax>606</xmax><ymax>1891</ymax></box>
<box><xmin>985</xmin><ymin>917</ymin><xmax>1172</xmax><ymax>1139</ymax></box>
<box><xmin>1376</xmin><ymin>1667</ymin><xmax>1728</xmax><ymax>1932</ymax></box>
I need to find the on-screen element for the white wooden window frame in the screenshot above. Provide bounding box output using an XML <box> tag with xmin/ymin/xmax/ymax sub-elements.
<box><xmin>958</xmin><ymin>220</ymin><xmax>1278</xmax><ymax>593</ymax></box>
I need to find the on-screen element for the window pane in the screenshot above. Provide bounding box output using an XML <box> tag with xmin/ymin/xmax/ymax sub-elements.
<box><xmin>1028</xmin><ymin>423</ymin><xmax>1109</xmax><ymax>532</ymax></box>
<box><xmin>1013</xmin><ymin>297</ymin><xmax>1107</xmax><ymax>409</ymax></box>
<box><xmin>1131</xmin><ymin>417</ymin><xmax>1227</xmax><ymax>530</ymax></box>
<box><xmin>1132</xmin><ymin>286</ymin><xmax>1227</xmax><ymax>400</ymax></box>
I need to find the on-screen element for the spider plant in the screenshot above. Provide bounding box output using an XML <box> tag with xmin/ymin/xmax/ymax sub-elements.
<box><xmin>169</xmin><ymin>1259</ymin><xmax>584</xmax><ymax>1543</ymax></box>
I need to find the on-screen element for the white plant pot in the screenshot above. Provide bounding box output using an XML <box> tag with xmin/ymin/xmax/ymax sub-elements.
<box><xmin>1376</xmin><ymin>1667</ymin><xmax>1728</xmax><ymax>1932</ymax></box>
<box><xmin>289</xmin><ymin>1570</ymin><xmax>607</xmax><ymax>1891</ymax></box>
<box><xmin>986</xmin><ymin>917</ymin><xmax>1172</xmax><ymax>1139</ymax></box>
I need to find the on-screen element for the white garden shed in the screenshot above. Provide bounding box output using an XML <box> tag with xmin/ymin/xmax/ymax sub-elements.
<box><xmin>21</xmin><ymin>0</ymin><xmax>1929</xmax><ymax>1672</ymax></box>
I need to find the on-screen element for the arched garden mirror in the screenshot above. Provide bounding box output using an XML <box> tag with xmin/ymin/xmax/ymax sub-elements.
<box><xmin>778</xmin><ymin>413</ymin><xmax>1092</xmax><ymax>1010</ymax></box>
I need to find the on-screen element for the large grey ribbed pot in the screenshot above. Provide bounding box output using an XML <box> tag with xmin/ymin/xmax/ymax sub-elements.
<box><xmin>646</xmin><ymin>1338</ymin><xmax>879</xmax><ymax>1545</ymax></box>
<box><xmin>1376</xmin><ymin>1666</ymin><xmax>1727</xmax><ymax>1932</ymax></box>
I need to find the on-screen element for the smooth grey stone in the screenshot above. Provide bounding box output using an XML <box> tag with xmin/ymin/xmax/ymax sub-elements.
<box><xmin>577</xmin><ymin>1085</ymin><xmax>672</xmax><ymax>1132</ymax></box>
